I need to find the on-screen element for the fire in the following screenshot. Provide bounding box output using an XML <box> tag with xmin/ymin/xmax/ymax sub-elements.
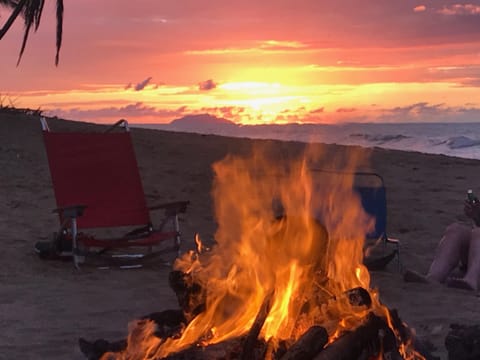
<box><xmin>106</xmin><ymin>145</ymin><xmax>421</xmax><ymax>359</ymax></box>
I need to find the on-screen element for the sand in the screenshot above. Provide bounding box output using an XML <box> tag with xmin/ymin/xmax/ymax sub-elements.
<box><xmin>1</xmin><ymin>112</ymin><xmax>480</xmax><ymax>360</ymax></box>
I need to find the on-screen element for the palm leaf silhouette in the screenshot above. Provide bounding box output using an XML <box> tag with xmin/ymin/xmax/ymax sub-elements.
<box><xmin>0</xmin><ymin>0</ymin><xmax>64</xmax><ymax>65</ymax></box>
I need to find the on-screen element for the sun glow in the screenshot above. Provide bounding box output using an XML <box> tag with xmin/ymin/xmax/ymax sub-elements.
<box><xmin>217</xmin><ymin>81</ymin><xmax>312</xmax><ymax>123</ymax></box>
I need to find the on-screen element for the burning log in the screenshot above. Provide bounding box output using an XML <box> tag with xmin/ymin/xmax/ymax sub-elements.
<box><xmin>78</xmin><ymin>309</ymin><xmax>187</xmax><ymax>360</ymax></box>
<box><xmin>79</xmin><ymin>338</ymin><xmax>127</xmax><ymax>360</ymax></box>
<box><xmin>168</xmin><ymin>270</ymin><xmax>206</xmax><ymax>319</ymax></box>
<box><xmin>240</xmin><ymin>291</ymin><xmax>275</xmax><ymax>360</ymax></box>
<box><xmin>279</xmin><ymin>326</ymin><xmax>328</xmax><ymax>360</ymax></box>
<box><xmin>163</xmin><ymin>337</ymin><xmax>242</xmax><ymax>360</ymax></box>
<box><xmin>344</xmin><ymin>287</ymin><xmax>371</xmax><ymax>307</ymax></box>
<box><xmin>78</xmin><ymin>271</ymin><xmax>205</xmax><ymax>360</ymax></box>
<box><xmin>312</xmin><ymin>312</ymin><xmax>402</xmax><ymax>360</ymax></box>
<box><xmin>388</xmin><ymin>309</ymin><xmax>440</xmax><ymax>360</ymax></box>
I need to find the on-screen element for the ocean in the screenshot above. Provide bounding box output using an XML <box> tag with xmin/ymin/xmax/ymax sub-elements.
<box><xmin>133</xmin><ymin>122</ymin><xmax>480</xmax><ymax>161</ymax></box>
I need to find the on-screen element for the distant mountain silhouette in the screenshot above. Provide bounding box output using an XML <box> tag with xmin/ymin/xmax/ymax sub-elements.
<box><xmin>170</xmin><ymin>114</ymin><xmax>236</xmax><ymax>128</ymax></box>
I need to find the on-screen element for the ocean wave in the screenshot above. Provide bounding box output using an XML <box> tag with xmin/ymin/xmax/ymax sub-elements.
<box><xmin>446</xmin><ymin>136</ymin><xmax>480</xmax><ymax>149</ymax></box>
<box><xmin>134</xmin><ymin>122</ymin><xmax>480</xmax><ymax>160</ymax></box>
<box><xmin>349</xmin><ymin>133</ymin><xmax>410</xmax><ymax>144</ymax></box>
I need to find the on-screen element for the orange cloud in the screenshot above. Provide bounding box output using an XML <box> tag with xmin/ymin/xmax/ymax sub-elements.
<box><xmin>413</xmin><ymin>5</ymin><xmax>426</xmax><ymax>13</ymax></box>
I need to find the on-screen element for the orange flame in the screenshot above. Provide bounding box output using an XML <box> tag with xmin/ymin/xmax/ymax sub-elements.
<box><xmin>108</xmin><ymin>145</ymin><xmax>420</xmax><ymax>359</ymax></box>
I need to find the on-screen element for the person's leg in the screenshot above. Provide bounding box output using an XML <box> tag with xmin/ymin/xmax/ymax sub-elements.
<box><xmin>447</xmin><ymin>227</ymin><xmax>480</xmax><ymax>290</ymax></box>
<box><xmin>426</xmin><ymin>222</ymin><xmax>471</xmax><ymax>283</ymax></box>
<box><xmin>404</xmin><ymin>222</ymin><xmax>471</xmax><ymax>284</ymax></box>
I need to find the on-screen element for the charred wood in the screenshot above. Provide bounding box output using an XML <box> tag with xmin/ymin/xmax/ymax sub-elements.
<box><xmin>79</xmin><ymin>309</ymin><xmax>187</xmax><ymax>360</ymax></box>
<box><xmin>240</xmin><ymin>291</ymin><xmax>275</xmax><ymax>360</ymax></box>
<box><xmin>168</xmin><ymin>270</ymin><xmax>206</xmax><ymax>319</ymax></box>
<box><xmin>312</xmin><ymin>312</ymin><xmax>402</xmax><ymax>360</ymax></box>
<box><xmin>279</xmin><ymin>326</ymin><xmax>328</xmax><ymax>360</ymax></box>
<box><xmin>388</xmin><ymin>309</ymin><xmax>440</xmax><ymax>360</ymax></box>
<box><xmin>79</xmin><ymin>338</ymin><xmax>126</xmax><ymax>360</ymax></box>
<box><xmin>164</xmin><ymin>336</ymin><xmax>268</xmax><ymax>360</ymax></box>
<box><xmin>445</xmin><ymin>323</ymin><xmax>480</xmax><ymax>360</ymax></box>
<box><xmin>344</xmin><ymin>287</ymin><xmax>371</xmax><ymax>307</ymax></box>
<box><xmin>141</xmin><ymin>309</ymin><xmax>187</xmax><ymax>338</ymax></box>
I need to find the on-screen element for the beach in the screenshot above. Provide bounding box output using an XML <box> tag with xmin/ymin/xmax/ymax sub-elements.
<box><xmin>1</xmin><ymin>112</ymin><xmax>480</xmax><ymax>360</ymax></box>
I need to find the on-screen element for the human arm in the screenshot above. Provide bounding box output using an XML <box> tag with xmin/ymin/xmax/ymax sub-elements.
<box><xmin>464</xmin><ymin>200</ymin><xmax>480</xmax><ymax>227</ymax></box>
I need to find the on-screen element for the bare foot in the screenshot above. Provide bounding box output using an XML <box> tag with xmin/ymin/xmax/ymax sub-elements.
<box><xmin>446</xmin><ymin>277</ymin><xmax>476</xmax><ymax>291</ymax></box>
<box><xmin>403</xmin><ymin>269</ymin><xmax>430</xmax><ymax>284</ymax></box>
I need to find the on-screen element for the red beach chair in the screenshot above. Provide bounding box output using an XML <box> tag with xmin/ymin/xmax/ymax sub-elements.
<box><xmin>36</xmin><ymin>117</ymin><xmax>189</xmax><ymax>268</ymax></box>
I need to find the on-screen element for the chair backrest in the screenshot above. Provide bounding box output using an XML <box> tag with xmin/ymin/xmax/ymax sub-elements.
<box><xmin>310</xmin><ymin>170</ymin><xmax>387</xmax><ymax>241</ymax></box>
<box><xmin>354</xmin><ymin>180</ymin><xmax>387</xmax><ymax>240</ymax></box>
<box><xmin>42</xmin><ymin>128</ymin><xmax>150</xmax><ymax>229</ymax></box>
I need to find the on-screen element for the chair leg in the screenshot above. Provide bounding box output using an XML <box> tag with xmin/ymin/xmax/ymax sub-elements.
<box><xmin>396</xmin><ymin>243</ymin><xmax>402</xmax><ymax>272</ymax></box>
<box><xmin>70</xmin><ymin>217</ymin><xmax>84</xmax><ymax>269</ymax></box>
<box><xmin>174</xmin><ymin>215</ymin><xmax>181</xmax><ymax>257</ymax></box>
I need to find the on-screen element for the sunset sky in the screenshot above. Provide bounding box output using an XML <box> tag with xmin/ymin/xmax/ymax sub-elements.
<box><xmin>1</xmin><ymin>0</ymin><xmax>480</xmax><ymax>124</ymax></box>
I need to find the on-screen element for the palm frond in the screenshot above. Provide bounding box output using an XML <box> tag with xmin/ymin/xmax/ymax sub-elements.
<box><xmin>0</xmin><ymin>1</ymin><xmax>18</xmax><ymax>7</ymax></box>
<box><xmin>55</xmin><ymin>0</ymin><xmax>63</xmax><ymax>65</ymax></box>
<box><xmin>0</xmin><ymin>0</ymin><xmax>63</xmax><ymax>66</ymax></box>
<box><xmin>0</xmin><ymin>0</ymin><xmax>27</xmax><ymax>41</ymax></box>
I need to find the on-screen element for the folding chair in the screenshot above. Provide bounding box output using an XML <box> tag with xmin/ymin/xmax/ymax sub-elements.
<box><xmin>310</xmin><ymin>169</ymin><xmax>401</xmax><ymax>271</ymax></box>
<box><xmin>36</xmin><ymin>117</ymin><xmax>189</xmax><ymax>268</ymax></box>
<box><xmin>353</xmin><ymin>172</ymin><xmax>400</xmax><ymax>271</ymax></box>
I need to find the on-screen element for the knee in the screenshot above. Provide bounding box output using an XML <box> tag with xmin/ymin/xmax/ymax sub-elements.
<box><xmin>444</xmin><ymin>222</ymin><xmax>470</xmax><ymax>236</ymax></box>
<box><xmin>471</xmin><ymin>227</ymin><xmax>480</xmax><ymax>240</ymax></box>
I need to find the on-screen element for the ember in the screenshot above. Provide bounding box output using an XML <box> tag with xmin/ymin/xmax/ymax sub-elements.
<box><xmin>85</xmin><ymin>148</ymin><xmax>434</xmax><ymax>360</ymax></box>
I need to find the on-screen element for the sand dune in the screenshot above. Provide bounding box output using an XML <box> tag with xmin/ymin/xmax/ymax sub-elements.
<box><xmin>1</xmin><ymin>112</ymin><xmax>480</xmax><ymax>359</ymax></box>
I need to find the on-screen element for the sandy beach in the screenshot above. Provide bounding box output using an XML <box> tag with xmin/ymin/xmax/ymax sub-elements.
<box><xmin>1</xmin><ymin>112</ymin><xmax>480</xmax><ymax>360</ymax></box>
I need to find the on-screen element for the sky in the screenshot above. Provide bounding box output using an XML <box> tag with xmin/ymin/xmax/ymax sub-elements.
<box><xmin>1</xmin><ymin>0</ymin><xmax>480</xmax><ymax>125</ymax></box>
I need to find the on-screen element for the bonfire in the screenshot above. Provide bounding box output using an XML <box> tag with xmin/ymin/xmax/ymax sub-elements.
<box><xmin>93</xmin><ymin>147</ymin><xmax>427</xmax><ymax>360</ymax></box>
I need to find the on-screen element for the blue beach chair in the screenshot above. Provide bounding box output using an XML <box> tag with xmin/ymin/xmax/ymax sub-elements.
<box><xmin>311</xmin><ymin>169</ymin><xmax>401</xmax><ymax>271</ymax></box>
<box><xmin>354</xmin><ymin>172</ymin><xmax>400</xmax><ymax>271</ymax></box>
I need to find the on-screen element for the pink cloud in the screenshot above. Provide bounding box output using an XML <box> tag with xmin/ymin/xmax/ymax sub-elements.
<box><xmin>438</xmin><ymin>4</ymin><xmax>480</xmax><ymax>15</ymax></box>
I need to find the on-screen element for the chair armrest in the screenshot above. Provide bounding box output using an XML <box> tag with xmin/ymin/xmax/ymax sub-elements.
<box><xmin>149</xmin><ymin>201</ymin><xmax>190</xmax><ymax>215</ymax></box>
<box><xmin>386</xmin><ymin>237</ymin><xmax>400</xmax><ymax>244</ymax></box>
<box><xmin>53</xmin><ymin>205</ymin><xmax>87</xmax><ymax>218</ymax></box>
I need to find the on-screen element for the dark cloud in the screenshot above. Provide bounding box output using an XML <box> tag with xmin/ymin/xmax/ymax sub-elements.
<box><xmin>198</xmin><ymin>79</ymin><xmax>217</xmax><ymax>91</ymax></box>
<box><xmin>336</xmin><ymin>107</ymin><xmax>357</xmax><ymax>113</ymax></box>
<box><xmin>379</xmin><ymin>102</ymin><xmax>480</xmax><ymax>122</ymax></box>
<box><xmin>199</xmin><ymin>106</ymin><xmax>246</xmax><ymax>120</ymax></box>
<box><xmin>134</xmin><ymin>77</ymin><xmax>153</xmax><ymax>91</ymax></box>
<box><xmin>311</xmin><ymin>107</ymin><xmax>324</xmax><ymax>114</ymax></box>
